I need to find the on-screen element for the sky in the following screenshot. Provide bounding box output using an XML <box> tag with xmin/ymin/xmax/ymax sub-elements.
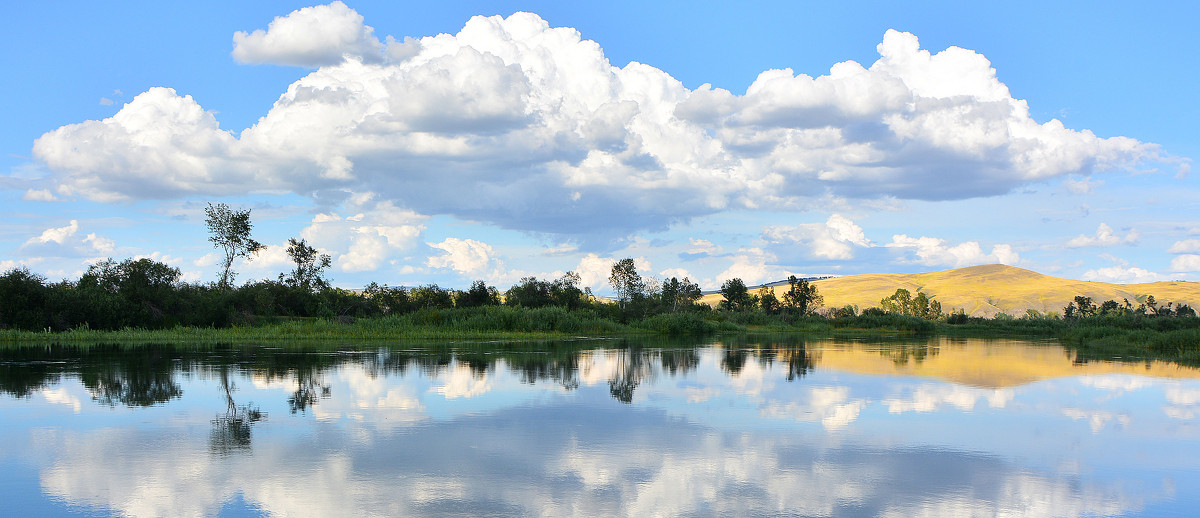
<box><xmin>2</xmin><ymin>1</ymin><xmax>1198</xmax><ymax>293</ymax></box>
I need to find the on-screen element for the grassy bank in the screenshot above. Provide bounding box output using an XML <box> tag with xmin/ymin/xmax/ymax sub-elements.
<box><xmin>4</xmin><ymin>305</ymin><xmax>1198</xmax><ymax>367</ymax></box>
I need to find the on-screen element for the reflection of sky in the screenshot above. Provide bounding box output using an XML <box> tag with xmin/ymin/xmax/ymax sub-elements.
<box><xmin>1</xmin><ymin>345</ymin><xmax>1199</xmax><ymax>516</ymax></box>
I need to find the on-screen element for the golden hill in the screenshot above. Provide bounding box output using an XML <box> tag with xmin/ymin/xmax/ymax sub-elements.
<box><xmin>702</xmin><ymin>264</ymin><xmax>1200</xmax><ymax>317</ymax></box>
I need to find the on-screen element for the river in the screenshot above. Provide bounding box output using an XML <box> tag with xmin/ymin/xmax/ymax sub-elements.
<box><xmin>1</xmin><ymin>336</ymin><xmax>1198</xmax><ymax>516</ymax></box>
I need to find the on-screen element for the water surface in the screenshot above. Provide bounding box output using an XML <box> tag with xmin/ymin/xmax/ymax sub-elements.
<box><xmin>2</xmin><ymin>337</ymin><xmax>1198</xmax><ymax>516</ymax></box>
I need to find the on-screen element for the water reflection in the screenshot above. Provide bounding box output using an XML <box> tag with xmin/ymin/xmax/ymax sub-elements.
<box><xmin>1</xmin><ymin>337</ymin><xmax>1199</xmax><ymax>516</ymax></box>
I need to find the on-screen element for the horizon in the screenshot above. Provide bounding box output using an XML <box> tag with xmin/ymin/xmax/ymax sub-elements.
<box><xmin>3</xmin><ymin>2</ymin><xmax>1197</xmax><ymax>297</ymax></box>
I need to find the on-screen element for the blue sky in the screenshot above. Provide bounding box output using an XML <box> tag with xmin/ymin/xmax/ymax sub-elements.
<box><xmin>3</xmin><ymin>1</ymin><xmax>1197</xmax><ymax>292</ymax></box>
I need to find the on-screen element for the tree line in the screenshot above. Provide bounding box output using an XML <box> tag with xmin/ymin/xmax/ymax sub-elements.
<box><xmin>1</xmin><ymin>203</ymin><xmax>1194</xmax><ymax>332</ymax></box>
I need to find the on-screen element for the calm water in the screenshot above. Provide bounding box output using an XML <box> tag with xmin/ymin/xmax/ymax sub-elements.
<box><xmin>2</xmin><ymin>337</ymin><xmax>1199</xmax><ymax>517</ymax></box>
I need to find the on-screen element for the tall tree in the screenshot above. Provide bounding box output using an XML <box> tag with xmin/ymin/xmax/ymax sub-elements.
<box><xmin>205</xmin><ymin>203</ymin><xmax>265</xmax><ymax>289</ymax></box>
<box><xmin>718</xmin><ymin>278</ymin><xmax>756</xmax><ymax>311</ymax></box>
<box><xmin>609</xmin><ymin>258</ymin><xmax>644</xmax><ymax>309</ymax></box>
<box><xmin>782</xmin><ymin>275</ymin><xmax>823</xmax><ymax>315</ymax></box>
<box><xmin>660</xmin><ymin>276</ymin><xmax>701</xmax><ymax>312</ymax></box>
<box><xmin>283</xmin><ymin>237</ymin><xmax>331</xmax><ymax>291</ymax></box>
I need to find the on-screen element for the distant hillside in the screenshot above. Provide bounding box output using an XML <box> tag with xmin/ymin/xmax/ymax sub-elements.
<box><xmin>701</xmin><ymin>264</ymin><xmax>1200</xmax><ymax>318</ymax></box>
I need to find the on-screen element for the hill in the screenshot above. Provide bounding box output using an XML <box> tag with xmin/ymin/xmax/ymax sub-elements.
<box><xmin>701</xmin><ymin>264</ymin><xmax>1200</xmax><ymax>318</ymax></box>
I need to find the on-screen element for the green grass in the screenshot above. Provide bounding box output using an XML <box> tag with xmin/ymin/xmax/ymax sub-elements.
<box><xmin>4</xmin><ymin>306</ymin><xmax>1198</xmax><ymax>370</ymax></box>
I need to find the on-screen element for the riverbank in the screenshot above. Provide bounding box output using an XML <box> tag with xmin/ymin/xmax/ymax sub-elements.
<box><xmin>3</xmin><ymin>305</ymin><xmax>1197</xmax><ymax>366</ymax></box>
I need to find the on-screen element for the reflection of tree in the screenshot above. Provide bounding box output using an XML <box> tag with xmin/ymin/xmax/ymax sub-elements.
<box><xmin>0</xmin><ymin>346</ymin><xmax>64</xmax><ymax>398</ymax></box>
<box><xmin>780</xmin><ymin>346</ymin><xmax>814</xmax><ymax>381</ymax></box>
<box><xmin>659</xmin><ymin>349</ymin><xmax>700</xmax><ymax>376</ymax></box>
<box><xmin>288</xmin><ymin>368</ymin><xmax>330</xmax><ymax>414</ymax></box>
<box><xmin>78</xmin><ymin>347</ymin><xmax>182</xmax><ymax>407</ymax></box>
<box><xmin>721</xmin><ymin>347</ymin><xmax>749</xmax><ymax>376</ymax></box>
<box><xmin>881</xmin><ymin>341</ymin><xmax>940</xmax><ymax>366</ymax></box>
<box><xmin>513</xmin><ymin>354</ymin><xmax>580</xmax><ymax>390</ymax></box>
<box><xmin>609</xmin><ymin>348</ymin><xmax>656</xmax><ymax>404</ymax></box>
<box><xmin>210</xmin><ymin>367</ymin><xmax>264</xmax><ymax>455</ymax></box>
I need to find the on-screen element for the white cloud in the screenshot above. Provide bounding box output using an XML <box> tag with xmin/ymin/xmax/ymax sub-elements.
<box><xmin>571</xmin><ymin>254</ymin><xmax>614</xmax><ymax>290</ymax></box>
<box><xmin>33</xmin><ymin>87</ymin><xmax>256</xmax><ymax>202</ymax></box>
<box><xmin>33</xmin><ymin>13</ymin><xmax>1174</xmax><ymax>244</ymax></box>
<box><xmin>763</xmin><ymin>214</ymin><xmax>871</xmax><ymax>260</ymax></box>
<box><xmin>1062</xmin><ymin>175</ymin><xmax>1103</xmax><ymax>194</ymax></box>
<box><xmin>887</xmin><ymin>234</ymin><xmax>1018</xmax><ymax>267</ymax></box>
<box><xmin>571</xmin><ymin>254</ymin><xmax>652</xmax><ymax>290</ymax></box>
<box><xmin>231</xmin><ymin>1</ymin><xmax>384</xmax><ymax>67</ymax></box>
<box><xmin>26</xmin><ymin>220</ymin><xmax>79</xmax><ymax>246</ymax></box>
<box><xmin>82</xmin><ymin>233</ymin><xmax>116</xmax><ymax>254</ymax></box>
<box><xmin>714</xmin><ymin>248</ymin><xmax>784</xmax><ymax>286</ymax></box>
<box><xmin>426</xmin><ymin>238</ymin><xmax>496</xmax><ymax>277</ymax></box>
<box><xmin>1169</xmin><ymin>255</ymin><xmax>1200</xmax><ymax>273</ymax></box>
<box><xmin>686</xmin><ymin>238</ymin><xmax>721</xmax><ymax>255</ymax></box>
<box><xmin>296</xmin><ymin>203</ymin><xmax>427</xmax><ymax>273</ymax></box>
<box><xmin>22</xmin><ymin>188</ymin><xmax>58</xmax><ymax>201</ymax></box>
<box><xmin>1168</xmin><ymin>239</ymin><xmax>1200</xmax><ymax>254</ymax></box>
<box><xmin>658</xmin><ymin>267</ymin><xmax>694</xmax><ymax>281</ymax></box>
<box><xmin>1081</xmin><ymin>265</ymin><xmax>1168</xmax><ymax>283</ymax></box>
<box><xmin>1065</xmin><ymin>223</ymin><xmax>1138</xmax><ymax>248</ymax></box>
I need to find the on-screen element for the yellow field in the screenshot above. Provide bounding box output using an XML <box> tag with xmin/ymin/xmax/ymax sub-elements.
<box><xmin>700</xmin><ymin>264</ymin><xmax>1200</xmax><ymax>317</ymax></box>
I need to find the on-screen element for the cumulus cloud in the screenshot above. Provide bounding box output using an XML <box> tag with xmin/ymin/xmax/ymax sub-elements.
<box><xmin>763</xmin><ymin>214</ymin><xmax>871</xmax><ymax>260</ymax></box>
<box><xmin>15</xmin><ymin>220</ymin><xmax>120</xmax><ymax>268</ymax></box>
<box><xmin>571</xmin><ymin>254</ymin><xmax>653</xmax><ymax>290</ymax></box>
<box><xmin>21</xmin><ymin>188</ymin><xmax>59</xmax><ymax>202</ymax></box>
<box><xmin>714</xmin><ymin>248</ymin><xmax>786</xmax><ymax>286</ymax></box>
<box><xmin>25</xmin><ymin>220</ymin><xmax>79</xmax><ymax>246</ymax></box>
<box><xmin>33</xmin><ymin>87</ymin><xmax>257</xmax><ymax>202</ymax></box>
<box><xmin>1168</xmin><ymin>239</ymin><xmax>1200</xmax><ymax>254</ymax></box>
<box><xmin>426</xmin><ymin>238</ymin><xmax>497</xmax><ymax>277</ymax></box>
<box><xmin>33</xmin><ymin>10</ymin><xmax>1175</xmax><ymax>245</ymax></box>
<box><xmin>295</xmin><ymin>201</ymin><xmax>427</xmax><ymax>273</ymax></box>
<box><xmin>1081</xmin><ymin>265</ymin><xmax>1168</xmax><ymax>283</ymax></box>
<box><xmin>1169</xmin><ymin>255</ymin><xmax>1200</xmax><ymax>273</ymax></box>
<box><xmin>1065</xmin><ymin>223</ymin><xmax>1138</xmax><ymax>248</ymax></box>
<box><xmin>686</xmin><ymin>238</ymin><xmax>721</xmax><ymax>256</ymax></box>
<box><xmin>887</xmin><ymin>234</ymin><xmax>1018</xmax><ymax>267</ymax></box>
<box><xmin>232</xmin><ymin>1</ymin><xmax>384</xmax><ymax>67</ymax></box>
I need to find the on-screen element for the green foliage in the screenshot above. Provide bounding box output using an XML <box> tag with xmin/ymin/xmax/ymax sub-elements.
<box><xmin>608</xmin><ymin>258</ymin><xmax>644</xmax><ymax>309</ymax></box>
<box><xmin>758</xmin><ymin>287</ymin><xmax>780</xmax><ymax>314</ymax></box>
<box><xmin>879</xmin><ymin>288</ymin><xmax>943</xmax><ymax>320</ymax></box>
<box><xmin>205</xmin><ymin>202</ymin><xmax>265</xmax><ymax>289</ymax></box>
<box><xmin>782</xmin><ymin>275</ymin><xmax>823</xmax><ymax>315</ymax></box>
<box><xmin>410</xmin><ymin>284</ymin><xmax>454</xmax><ymax>310</ymax></box>
<box><xmin>282</xmin><ymin>238</ymin><xmax>331</xmax><ymax>291</ymax></box>
<box><xmin>0</xmin><ymin>267</ymin><xmax>51</xmax><ymax>330</ymax></box>
<box><xmin>456</xmin><ymin>280</ymin><xmax>500</xmax><ymax>308</ymax></box>
<box><xmin>659</xmin><ymin>276</ymin><xmax>702</xmax><ymax>313</ymax></box>
<box><xmin>505</xmin><ymin>273</ymin><xmax>588</xmax><ymax>309</ymax></box>
<box><xmin>718</xmin><ymin>278</ymin><xmax>757</xmax><ymax>312</ymax></box>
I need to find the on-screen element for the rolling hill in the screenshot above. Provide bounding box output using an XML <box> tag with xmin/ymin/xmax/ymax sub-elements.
<box><xmin>701</xmin><ymin>264</ymin><xmax>1200</xmax><ymax>317</ymax></box>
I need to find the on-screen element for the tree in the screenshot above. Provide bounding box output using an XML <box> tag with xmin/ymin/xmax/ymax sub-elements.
<box><xmin>550</xmin><ymin>271</ymin><xmax>588</xmax><ymax>309</ymax></box>
<box><xmin>609</xmin><ymin>258</ymin><xmax>645</xmax><ymax>310</ymax></box>
<box><xmin>758</xmin><ymin>287</ymin><xmax>780</xmax><ymax>314</ymax></box>
<box><xmin>782</xmin><ymin>275</ymin><xmax>823</xmax><ymax>315</ymax></box>
<box><xmin>457</xmin><ymin>280</ymin><xmax>500</xmax><ymax>307</ymax></box>
<box><xmin>283</xmin><ymin>238</ymin><xmax>331</xmax><ymax>291</ymax></box>
<box><xmin>660</xmin><ymin>276</ymin><xmax>702</xmax><ymax>312</ymax></box>
<box><xmin>880</xmin><ymin>288</ymin><xmax>942</xmax><ymax>320</ymax></box>
<box><xmin>205</xmin><ymin>203</ymin><xmax>265</xmax><ymax>289</ymax></box>
<box><xmin>505</xmin><ymin>277</ymin><xmax>553</xmax><ymax>308</ymax></box>
<box><xmin>718</xmin><ymin>278</ymin><xmax>757</xmax><ymax>311</ymax></box>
